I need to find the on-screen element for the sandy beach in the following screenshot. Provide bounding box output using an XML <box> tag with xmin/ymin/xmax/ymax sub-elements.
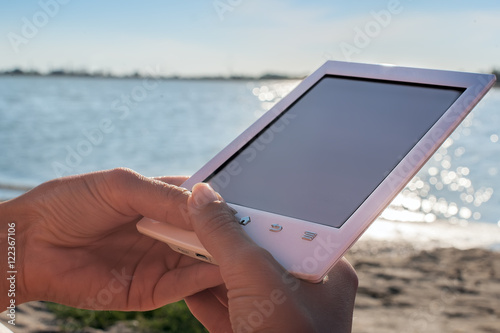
<box><xmin>1</xmin><ymin>220</ymin><xmax>499</xmax><ymax>333</ymax></box>
<box><xmin>348</xmin><ymin>241</ymin><xmax>500</xmax><ymax>332</ymax></box>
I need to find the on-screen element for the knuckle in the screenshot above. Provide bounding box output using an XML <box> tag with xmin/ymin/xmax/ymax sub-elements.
<box><xmin>106</xmin><ymin>167</ymin><xmax>140</xmax><ymax>184</ymax></box>
<box><xmin>101</xmin><ymin>168</ymin><xmax>144</xmax><ymax>200</ymax></box>
<box><xmin>163</xmin><ymin>183</ymin><xmax>190</xmax><ymax>201</ymax></box>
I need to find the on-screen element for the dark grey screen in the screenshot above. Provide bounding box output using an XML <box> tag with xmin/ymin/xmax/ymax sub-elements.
<box><xmin>207</xmin><ymin>76</ymin><xmax>463</xmax><ymax>228</ymax></box>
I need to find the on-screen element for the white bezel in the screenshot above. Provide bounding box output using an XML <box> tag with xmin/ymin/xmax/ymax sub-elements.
<box><xmin>137</xmin><ymin>61</ymin><xmax>496</xmax><ymax>282</ymax></box>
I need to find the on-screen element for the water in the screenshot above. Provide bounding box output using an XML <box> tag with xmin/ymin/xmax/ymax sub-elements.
<box><xmin>0</xmin><ymin>76</ymin><xmax>499</xmax><ymax>229</ymax></box>
<box><xmin>0</xmin><ymin>76</ymin><xmax>298</xmax><ymax>192</ymax></box>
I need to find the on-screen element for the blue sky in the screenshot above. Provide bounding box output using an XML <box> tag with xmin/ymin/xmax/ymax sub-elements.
<box><xmin>1</xmin><ymin>0</ymin><xmax>499</xmax><ymax>76</ymax></box>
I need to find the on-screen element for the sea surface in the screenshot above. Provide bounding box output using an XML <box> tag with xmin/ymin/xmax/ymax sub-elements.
<box><xmin>0</xmin><ymin>76</ymin><xmax>499</xmax><ymax>231</ymax></box>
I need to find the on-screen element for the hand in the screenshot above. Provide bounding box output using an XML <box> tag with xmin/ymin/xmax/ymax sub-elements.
<box><xmin>0</xmin><ymin>168</ymin><xmax>223</xmax><ymax>310</ymax></box>
<box><xmin>184</xmin><ymin>183</ymin><xmax>358</xmax><ymax>332</ymax></box>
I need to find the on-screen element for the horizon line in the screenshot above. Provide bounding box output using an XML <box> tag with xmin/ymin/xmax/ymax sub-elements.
<box><xmin>0</xmin><ymin>68</ymin><xmax>306</xmax><ymax>81</ymax></box>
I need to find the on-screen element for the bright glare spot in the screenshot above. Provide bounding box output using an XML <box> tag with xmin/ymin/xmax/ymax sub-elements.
<box><xmin>402</xmin><ymin>196</ymin><xmax>421</xmax><ymax>211</ymax></box>
<box><xmin>421</xmin><ymin>199</ymin><xmax>433</xmax><ymax>213</ymax></box>
<box><xmin>260</xmin><ymin>102</ymin><xmax>274</xmax><ymax>111</ymax></box>
<box><xmin>465</xmin><ymin>194</ymin><xmax>474</xmax><ymax>203</ymax></box>
<box><xmin>443</xmin><ymin>138</ymin><xmax>453</xmax><ymax>148</ymax></box>
<box><xmin>473</xmin><ymin>212</ymin><xmax>481</xmax><ymax>220</ymax></box>
<box><xmin>454</xmin><ymin>147</ymin><xmax>465</xmax><ymax>157</ymax></box>
<box><xmin>437</xmin><ymin>199</ymin><xmax>448</xmax><ymax>214</ymax></box>
<box><xmin>489</xmin><ymin>167</ymin><xmax>498</xmax><ymax>176</ymax></box>
<box><xmin>441</xmin><ymin>160</ymin><xmax>451</xmax><ymax>169</ymax></box>
<box><xmin>490</xmin><ymin>134</ymin><xmax>499</xmax><ymax>143</ymax></box>
<box><xmin>380</xmin><ymin>208</ymin><xmax>426</xmax><ymax>222</ymax></box>
<box><xmin>447</xmin><ymin>202</ymin><xmax>458</xmax><ymax>215</ymax></box>
<box><xmin>428</xmin><ymin>167</ymin><xmax>439</xmax><ymax>176</ymax></box>
<box><xmin>265</xmin><ymin>92</ymin><xmax>275</xmax><ymax>101</ymax></box>
<box><xmin>459</xmin><ymin>207</ymin><xmax>472</xmax><ymax>219</ymax></box>
<box><xmin>458</xmin><ymin>177</ymin><xmax>471</xmax><ymax>188</ymax></box>
<box><xmin>424</xmin><ymin>213</ymin><xmax>436</xmax><ymax>223</ymax></box>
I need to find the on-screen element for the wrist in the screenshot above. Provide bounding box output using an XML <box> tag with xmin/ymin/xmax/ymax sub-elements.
<box><xmin>0</xmin><ymin>198</ymin><xmax>31</xmax><ymax>309</ymax></box>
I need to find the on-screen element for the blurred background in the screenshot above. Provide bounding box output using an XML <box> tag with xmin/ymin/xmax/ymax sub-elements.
<box><xmin>1</xmin><ymin>0</ymin><xmax>498</xmax><ymax>226</ymax></box>
<box><xmin>0</xmin><ymin>0</ymin><xmax>499</xmax><ymax>331</ymax></box>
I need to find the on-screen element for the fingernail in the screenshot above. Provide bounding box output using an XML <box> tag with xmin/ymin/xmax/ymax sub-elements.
<box><xmin>192</xmin><ymin>183</ymin><xmax>219</xmax><ymax>208</ymax></box>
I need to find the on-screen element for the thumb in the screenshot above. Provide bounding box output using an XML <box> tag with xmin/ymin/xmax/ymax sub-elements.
<box><xmin>187</xmin><ymin>183</ymin><xmax>262</xmax><ymax>267</ymax></box>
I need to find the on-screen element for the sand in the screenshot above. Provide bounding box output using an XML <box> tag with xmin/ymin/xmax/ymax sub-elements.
<box><xmin>1</xmin><ymin>220</ymin><xmax>499</xmax><ymax>332</ymax></box>
<box><xmin>348</xmin><ymin>241</ymin><xmax>500</xmax><ymax>333</ymax></box>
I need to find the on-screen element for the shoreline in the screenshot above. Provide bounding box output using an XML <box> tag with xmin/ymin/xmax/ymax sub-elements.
<box><xmin>361</xmin><ymin>218</ymin><xmax>500</xmax><ymax>251</ymax></box>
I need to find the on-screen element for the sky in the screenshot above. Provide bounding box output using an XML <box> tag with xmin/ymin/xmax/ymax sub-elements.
<box><xmin>1</xmin><ymin>0</ymin><xmax>499</xmax><ymax>77</ymax></box>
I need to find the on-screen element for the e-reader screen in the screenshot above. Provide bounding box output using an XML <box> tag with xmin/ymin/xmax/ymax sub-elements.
<box><xmin>206</xmin><ymin>76</ymin><xmax>463</xmax><ymax>228</ymax></box>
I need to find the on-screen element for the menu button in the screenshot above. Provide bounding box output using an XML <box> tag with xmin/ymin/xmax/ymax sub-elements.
<box><xmin>302</xmin><ymin>231</ymin><xmax>317</xmax><ymax>241</ymax></box>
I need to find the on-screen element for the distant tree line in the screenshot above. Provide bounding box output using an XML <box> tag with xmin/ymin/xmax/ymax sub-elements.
<box><xmin>1</xmin><ymin>67</ymin><xmax>498</xmax><ymax>84</ymax></box>
<box><xmin>0</xmin><ymin>68</ymin><xmax>303</xmax><ymax>80</ymax></box>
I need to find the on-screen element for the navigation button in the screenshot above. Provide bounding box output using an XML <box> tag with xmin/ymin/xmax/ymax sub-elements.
<box><xmin>239</xmin><ymin>216</ymin><xmax>251</xmax><ymax>226</ymax></box>
<box><xmin>302</xmin><ymin>231</ymin><xmax>317</xmax><ymax>241</ymax></box>
<box><xmin>269</xmin><ymin>224</ymin><xmax>283</xmax><ymax>232</ymax></box>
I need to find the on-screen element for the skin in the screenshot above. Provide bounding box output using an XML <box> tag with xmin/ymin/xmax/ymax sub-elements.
<box><xmin>185</xmin><ymin>183</ymin><xmax>358</xmax><ymax>333</ymax></box>
<box><xmin>0</xmin><ymin>168</ymin><xmax>222</xmax><ymax>310</ymax></box>
<box><xmin>1</xmin><ymin>169</ymin><xmax>358</xmax><ymax>332</ymax></box>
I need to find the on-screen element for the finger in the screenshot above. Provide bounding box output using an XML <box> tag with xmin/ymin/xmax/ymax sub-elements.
<box><xmin>96</xmin><ymin>168</ymin><xmax>192</xmax><ymax>229</ymax></box>
<box><xmin>187</xmin><ymin>183</ymin><xmax>267</xmax><ymax>267</ymax></box>
<box><xmin>185</xmin><ymin>289</ymin><xmax>232</xmax><ymax>332</ymax></box>
<box><xmin>153</xmin><ymin>176</ymin><xmax>189</xmax><ymax>186</ymax></box>
<box><xmin>187</xmin><ymin>183</ymin><xmax>287</xmax><ymax>291</ymax></box>
<box><xmin>301</xmin><ymin>258</ymin><xmax>358</xmax><ymax>332</ymax></box>
<box><xmin>328</xmin><ymin>257</ymin><xmax>358</xmax><ymax>291</ymax></box>
<box><xmin>210</xmin><ymin>284</ymin><xmax>229</xmax><ymax>308</ymax></box>
<box><xmin>152</xmin><ymin>262</ymin><xmax>223</xmax><ymax>307</ymax></box>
